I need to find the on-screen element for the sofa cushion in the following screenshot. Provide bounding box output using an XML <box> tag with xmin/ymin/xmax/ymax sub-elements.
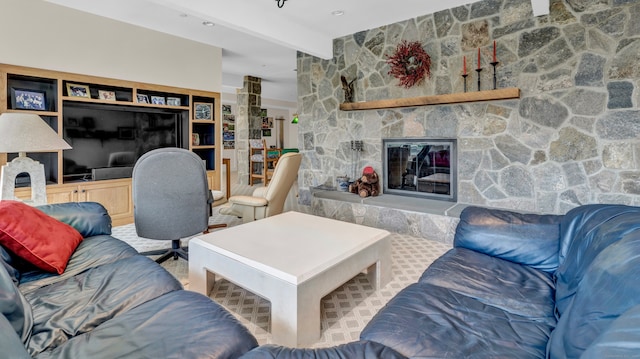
<box><xmin>37</xmin><ymin>202</ymin><xmax>112</xmax><ymax>238</ymax></box>
<box><xmin>454</xmin><ymin>206</ymin><xmax>562</xmax><ymax>272</ymax></box>
<box><xmin>0</xmin><ymin>314</ymin><xmax>31</xmax><ymax>359</ymax></box>
<box><xmin>23</xmin><ymin>255</ymin><xmax>182</xmax><ymax>356</ymax></box>
<box><xmin>419</xmin><ymin>248</ymin><xmax>556</xmax><ymax>319</ymax></box>
<box><xmin>548</xmin><ymin>217</ymin><xmax>640</xmax><ymax>358</ymax></box>
<box><xmin>34</xmin><ymin>290</ymin><xmax>258</xmax><ymax>359</ymax></box>
<box><xmin>0</xmin><ymin>253</ymin><xmax>32</xmax><ymax>344</ymax></box>
<box><xmin>580</xmin><ymin>304</ymin><xmax>640</xmax><ymax>358</ymax></box>
<box><xmin>361</xmin><ymin>248</ymin><xmax>556</xmax><ymax>358</ymax></box>
<box><xmin>18</xmin><ymin>234</ymin><xmax>138</xmax><ymax>290</ymax></box>
<box><xmin>0</xmin><ymin>200</ymin><xmax>83</xmax><ymax>274</ymax></box>
<box><xmin>240</xmin><ymin>340</ymin><xmax>407</xmax><ymax>359</ymax></box>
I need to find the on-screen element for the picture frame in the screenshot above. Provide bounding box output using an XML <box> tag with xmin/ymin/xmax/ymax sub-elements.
<box><xmin>151</xmin><ymin>96</ymin><xmax>166</xmax><ymax>105</ymax></box>
<box><xmin>167</xmin><ymin>97</ymin><xmax>181</xmax><ymax>106</ymax></box>
<box><xmin>262</xmin><ymin>129</ymin><xmax>272</xmax><ymax>137</ymax></box>
<box><xmin>117</xmin><ymin>127</ymin><xmax>135</xmax><ymax>140</ymax></box>
<box><xmin>98</xmin><ymin>90</ymin><xmax>116</xmax><ymax>101</ymax></box>
<box><xmin>194</xmin><ymin>102</ymin><xmax>213</xmax><ymax>120</ymax></box>
<box><xmin>136</xmin><ymin>94</ymin><xmax>149</xmax><ymax>104</ymax></box>
<box><xmin>66</xmin><ymin>83</ymin><xmax>90</xmax><ymax>98</ymax></box>
<box><xmin>11</xmin><ymin>88</ymin><xmax>46</xmax><ymax>110</ymax></box>
<box><xmin>222</xmin><ymin>104</ymin><xmax>232</xmax><ymax>114</ymax></box>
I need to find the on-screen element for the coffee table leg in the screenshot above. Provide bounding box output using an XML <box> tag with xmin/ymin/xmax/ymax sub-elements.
<box><xmin>366</xmin><ymin>238</ymin><xmax>392</xmax><ymax>289</ymax></box>
<box><xmin>270</xmin><ymin>283</ymin><xmax>321</xmax><ymax>347</ymax></box>
<box><xmin>188</xmin><ymin>240</ymin><xmax>216</xmax><ymax>296</ymax></box>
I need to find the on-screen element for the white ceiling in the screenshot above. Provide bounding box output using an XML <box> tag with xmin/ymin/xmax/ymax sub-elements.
<box><xmin>46</xmin><ymin>0</ymin><xmax>549</xmax><ymax>103</ymax></box>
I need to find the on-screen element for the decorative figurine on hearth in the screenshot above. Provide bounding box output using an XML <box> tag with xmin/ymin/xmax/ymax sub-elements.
<box><xmin>349</xmin><ymin>166</ymin><xmax>380</xmax><ymax>198</ymax></box>
<box><xmin>340</xmin><ymin>75</ymin><xmax>355</xmax><ymax>103</ymax></box>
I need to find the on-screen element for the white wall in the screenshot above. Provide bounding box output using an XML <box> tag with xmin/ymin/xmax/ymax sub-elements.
<box><xmin>0</xmin><ymin>0</ymin><xmax>222</xmax><ymax>92</ymax></box>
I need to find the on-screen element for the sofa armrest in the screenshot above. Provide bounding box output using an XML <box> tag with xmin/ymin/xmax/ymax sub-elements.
<box><xmin>240</xmin><ymin>340</ymin><xmax>407</xmax><ymax>359</ymax></box>
<box><xmin>37</xmin><ymin>202</ymin><xmax>112</xmax><ymax>238</ymax></box>
<box><xmin>454</xmin><ymin>206</ymin><xmax>563</xmax><ymax>272</ymax></box>
<box><xmin>0</xmin><ymin>314</ymin><xmax>31</xmax><ymax>359</ymax></box>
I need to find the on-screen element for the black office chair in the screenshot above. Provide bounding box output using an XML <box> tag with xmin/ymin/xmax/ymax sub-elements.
<box><xmin>132</xmin><ymin>148</ymin><xmax>220</xmax><ymax>263</ymax></box>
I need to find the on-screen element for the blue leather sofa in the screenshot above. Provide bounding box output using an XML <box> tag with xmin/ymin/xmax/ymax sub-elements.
<box><xmin>242</xmin><ymin>204</ymin><xmax>640</xmax><ymax>358</ymax></box>
<box><xmin>1</xmin><ymin>202</ymin><xmax>258</xmax><ymax>358</ymax></box>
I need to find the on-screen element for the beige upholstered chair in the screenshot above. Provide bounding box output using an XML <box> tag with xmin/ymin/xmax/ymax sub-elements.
<box><xmin>219</xmin><ymin>152</ymin><xmax>302</xmax><ymax>223</ymax></box>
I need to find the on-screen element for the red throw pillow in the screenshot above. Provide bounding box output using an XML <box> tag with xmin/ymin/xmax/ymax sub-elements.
<box><xmin>0</xmin><ymin>200</ymin><xmax>83</xmax><ymax>274</ymax></box>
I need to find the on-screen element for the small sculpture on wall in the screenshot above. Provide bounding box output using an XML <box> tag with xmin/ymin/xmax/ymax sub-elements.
<box><xmin>340</xmin><ymin>75</ymin><xmax>355</xmax><ymax>103</ymax></box>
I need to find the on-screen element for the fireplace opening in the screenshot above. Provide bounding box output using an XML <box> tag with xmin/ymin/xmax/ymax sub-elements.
<box><xmin>383</xmin><ymin>138</ymin><xmax>457</xmax><ymax>202</ymax></box>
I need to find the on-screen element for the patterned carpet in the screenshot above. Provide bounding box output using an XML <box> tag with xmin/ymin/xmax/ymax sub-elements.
<box><xmin>111</xmin><ymin>176</ymin><xmax>452</xmax><ymax>348</ymax></box>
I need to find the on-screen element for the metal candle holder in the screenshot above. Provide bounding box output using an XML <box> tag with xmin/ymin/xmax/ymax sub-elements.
<box><xmin>475</xmin><ymin>68</ymin><xmax>482</xmax><ymax>91</ymax></box>
<box><xmin>490</xmin><ymin>61</ymin><xmax>499</xmax><ymax>90</ymax></box>
<box><xmin>462</xmin><ymin>74</ymin><xmax>468</xmax><ymax>93</ymax></box>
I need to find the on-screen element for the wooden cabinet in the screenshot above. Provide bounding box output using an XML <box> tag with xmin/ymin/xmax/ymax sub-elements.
<box><xmin>15</xmin><ymin>179</ymin><xmax>133</xmax><ymax>226</ymax></box>
<box><xmin>1</xmin><ymin>64</ymin><xmax>221</xmax><ymax>225</ymax></box>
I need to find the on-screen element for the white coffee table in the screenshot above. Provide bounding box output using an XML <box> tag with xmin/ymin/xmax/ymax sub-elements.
<box><xmin>188</xmin><ymin>211</ymin><xmax>391</xmax><ymax>347</ymax></box>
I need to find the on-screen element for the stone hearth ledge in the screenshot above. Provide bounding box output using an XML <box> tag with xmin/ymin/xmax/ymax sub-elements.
<box><xmin>311</xmin><ymin>188</ymin><xmax>469</xmax><ymax>245</ymax></box>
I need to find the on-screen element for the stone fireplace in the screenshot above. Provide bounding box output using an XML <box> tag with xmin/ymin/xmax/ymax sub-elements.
<box><xmin>296</xmin><ymin>0</ymin><xmax>639</xmax><ymax>218</ymax></box>
<box><xmin>384</xmin><ymin>138</ymin><xmax>457</xmax><ymax>202</ymax></box>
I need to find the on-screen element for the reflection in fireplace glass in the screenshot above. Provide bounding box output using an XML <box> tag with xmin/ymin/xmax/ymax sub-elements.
<box><xmin>383</xmin><ymin>138</ymin><xmax>456</xmax><ymax>202</ymax></box>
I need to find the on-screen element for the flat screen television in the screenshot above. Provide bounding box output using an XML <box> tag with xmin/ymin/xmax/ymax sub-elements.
<box><xmin>62</xmin><ymin>102</ymin><xmax>188</xmax><ymax>182</ymax></box>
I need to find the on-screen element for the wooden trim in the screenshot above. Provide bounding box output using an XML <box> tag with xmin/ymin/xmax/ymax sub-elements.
<box><xmin>339</xmin><ymin>88</ymin><xmax>520</xmax><ymax>111</ymax></box>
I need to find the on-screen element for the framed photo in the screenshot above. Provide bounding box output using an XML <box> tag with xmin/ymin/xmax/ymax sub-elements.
<box><xmin>167</xmin><ymin>97</ymin><xmax>181</xmax><ymax>106</ymax></box>
<box><xmin>136</xmin><ymin>94</ymin><xmax>149</xmax><ymax>104</ymax></box>
<box><xmin>11</xmin><ymin>88</ymin><xmax>46</xmax><ymax>110</ymax></box>
<box><xmin>117</xmin><ymin>127</ymin><xmax>135</xmax><ymax>140</ymax></box>
<box><xmin>194</xmin><ymin>102</ymin><xmax>213</xmax><ymax>120</ymax></box>
<box><xmin>98</xmin><ymin>90</ymin><xmax>116</xmax><ymax>101</ymax></box>
<box><xmin>262</xmin><ymin>116</ymin><xmax>274</xmax><ymax>129</ymax></box>
<box><xmin>151</xmin><ymin>96</ymin><xmax>165</xmax><ymax>105</ymax></box>
<box><xmin>66</xmin><ymin>83</ymin><xmax>90</xmax><ymax>98</ymax></box>
<box><xmin>262</xmin><ymin>129</ymin><xmax>272</xmax><ymax>137</ymax></box>
<box><xmin>260</xmin><ymin>108</ymin><xmax>267</xmax><ymax>117</ymax></box>
<box><xmin>222</xmin><ymin>104</ymin><xmax>232</xmax><ymax>114</ymax></box>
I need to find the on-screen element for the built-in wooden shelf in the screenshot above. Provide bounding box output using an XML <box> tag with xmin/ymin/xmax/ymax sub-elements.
<box><xmin>339</xmin><ymin>87</ymin><xmax>520</xmax><ymax>111</ymax></box>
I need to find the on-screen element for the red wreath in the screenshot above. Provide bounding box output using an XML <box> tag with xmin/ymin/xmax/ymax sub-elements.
<box><xmin>386</xmin><ymin>40</ymin><xmax>431</xmax><ymax>88</ymax></box>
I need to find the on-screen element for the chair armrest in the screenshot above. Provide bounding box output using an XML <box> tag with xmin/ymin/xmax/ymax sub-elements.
<box><xmin>252</xmin><ymin>186</ymin><xmax>268</xmax><ymax>198</ymax></box>
<box><xmin>229</xmin><ymin>195</ymin><xmax>268</xmax><ymax>207</ymax></box>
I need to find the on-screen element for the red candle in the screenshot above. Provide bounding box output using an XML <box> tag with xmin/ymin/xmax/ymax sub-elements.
<box><xmin>463</xmin><ymin>56</ymin><xmax>467</xmax><ymax>75</ymax></box>
<box><xmin>493</xmin><ymin>40</ymin><xmax>497</xmax><ymax>62</ymax></box>
<box><xmin>477</xmin><ymin>48</ymin><xmax>481</xmax><ymax>69</ymax></box>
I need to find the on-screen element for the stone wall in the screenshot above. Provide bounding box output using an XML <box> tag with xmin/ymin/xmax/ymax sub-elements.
<box><xmin>236</xmin><ymin>76</ymin><xmax>262</xmax><ymax>185</ymax></box>
<box><xmin>296</xmin><ymin>0</ymin><xmax>639</xmax><ymax>214</ymax></box>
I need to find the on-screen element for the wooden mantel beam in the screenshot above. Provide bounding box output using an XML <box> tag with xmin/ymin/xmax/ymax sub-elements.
<box><xmin>339</xmin><ymin>88</ymin><xmax>520</xmax><ymax>111</ymax></box>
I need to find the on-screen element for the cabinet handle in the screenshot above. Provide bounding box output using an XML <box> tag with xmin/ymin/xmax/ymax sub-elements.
<box><xmin>81</xmin><ymin>189</ymin><xmax>86</xmax><ymax>193</ymax></box>
<box><xmin>74</xmin><ymin>190</ymin><xmax>78</xmax><ymax>193</ymax></box>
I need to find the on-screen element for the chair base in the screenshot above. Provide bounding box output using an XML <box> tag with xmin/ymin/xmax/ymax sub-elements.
<box><xmin>140</xmin><ymin>239</ymin><xmax>188</xmax><ymax>264</ymax></box>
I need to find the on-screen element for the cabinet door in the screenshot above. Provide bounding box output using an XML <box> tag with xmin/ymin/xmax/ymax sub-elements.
<box><xmin>78</xmin><ymin>179</ymin><xmax>133</xmax><ymax>226</ymax></box>
<box><xmin>46</xmin><ymin>185</ymin><xmax>80</xmax><ymax>203</ymax></box>
<box><xmin>13</xmin><ymin>184</ymin><xmax>78</xmax><ymax>204</ymax></box>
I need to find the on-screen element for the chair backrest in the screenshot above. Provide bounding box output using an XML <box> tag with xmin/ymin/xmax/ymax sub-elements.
<box><xmin>132</xmin><ymin>148</ymin><xmax>209</xmax><ymax>240</ymax></box>
<box><xmin>259</xmin><ymin>152</ymin><xmax>302</xmax><ymax>218</ymax></box>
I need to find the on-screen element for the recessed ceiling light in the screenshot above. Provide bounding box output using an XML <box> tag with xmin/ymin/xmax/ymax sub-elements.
<box><xmin>202</xmin><ymin>21</ymin><xmax>215</xmax><ymax>27</ymax></box>
<box><xmin>331</xmin><ymin>10</ymin><xmax>345</xmax><ymax>16</ymax></box>
<box><xmin>179</xmin><ymin>13</ymin><xmax>188</xmax><ymax>18</ymax></box>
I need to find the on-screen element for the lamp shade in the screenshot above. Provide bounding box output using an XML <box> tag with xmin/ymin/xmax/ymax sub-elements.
<box><xmin>291</xmin><ymin>114</ymin><xmax>299</xmax><ymax>124</ymax></box>
<box><xmin>0</xmin><ymin>113</ymin><xmax>71</xmax><ymax>153</ymax></box>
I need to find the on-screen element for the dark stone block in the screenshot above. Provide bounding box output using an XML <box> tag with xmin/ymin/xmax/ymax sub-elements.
<box><xmin>519</xmin><ymin>97</ymin><xmax>569</xmax><ymax>129</ymax></box>
<box><xmin>470</xmin><ymin>0</ymin><xmax>503</xmax><ymax>19</ymax></box>
<box><xmin>607</xmin><ymin>81</ymin><xmax>634</xmax><ymax>109</ymax></box>
<box><xmin>575</xmin><ymin>53</ymin><xmax>606</xmax><ymax>86</ymax></box>
<box><xmin>451</xmin><ymin>5</ymin><xmax>470</xmax><ymax>21</ymax></box>
<box><xmin>353</xmin><ymin>31</ymin><xmax>367</xmax><ymax>47</ymax></box>
<box><xmin>518</xmin><ymin>27</ymin><xmax>561</xmax><ymax>57</ymax></box>
<box><xmin>493</xmin><ymin>19</ymin><xmax>535</xmax><ymax>38</ymax></box>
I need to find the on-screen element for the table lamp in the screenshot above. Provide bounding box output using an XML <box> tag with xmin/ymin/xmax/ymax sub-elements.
<box><xmin>0</xmin><ymin>113</ymin><xmax>72</xmax><ymax>205</ymax></box>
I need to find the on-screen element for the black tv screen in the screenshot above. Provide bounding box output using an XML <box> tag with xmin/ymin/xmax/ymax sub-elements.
<box><xmin>62</xmin><ymin>102</ymin><xmax>188</xmax><ymax>182</ymax></box>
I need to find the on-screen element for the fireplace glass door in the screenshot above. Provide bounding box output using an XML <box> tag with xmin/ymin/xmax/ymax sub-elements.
<box><xmin>383</xmin><ymin>138</ymin><xmax>456</xmax><ymax>201</ymax></box>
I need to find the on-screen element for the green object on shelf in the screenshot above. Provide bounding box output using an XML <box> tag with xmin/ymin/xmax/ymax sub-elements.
<box><xmin>281</xmin><ymin>148</ymin><xmax>299</xmax><ymax>154</ymax></box>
